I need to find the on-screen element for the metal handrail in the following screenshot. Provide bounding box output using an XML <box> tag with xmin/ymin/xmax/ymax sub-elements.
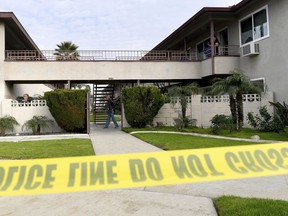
<box><xmin>5</xmin><ymin>46</ymin><xmax>239</xmax><ymax>62</ymax></box>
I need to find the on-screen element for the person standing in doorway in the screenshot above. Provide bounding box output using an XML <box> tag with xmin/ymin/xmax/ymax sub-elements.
<box><xmin>104</xmin><ymin>95</ymin><xmax>119</xmax><ymax>128</ymax></box>
<box><xmin>207</xmin><ymin>36</ymin><xmax>220</xmax><ymax>56</ymax></box>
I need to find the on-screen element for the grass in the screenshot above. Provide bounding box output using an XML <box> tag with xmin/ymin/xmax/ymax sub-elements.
<box><xmin>123</xmin><ymin>126</ymin><xmax>288</xmax><ymax>141</ymax></box>
<box><xmin>132</xmin><ymin>133</ymin><xmax>267</xmax><ymax>150</ymax></box>
<box><xmin>90</xmin><ymin>113</ymin><xmax>121</xmax><ymax>122</ymax></box>
<box><xmin>0</xmin><ymin>138</ymin><xmax>95</xmax><ymax>159</ymax></box>
<box><xmin>127</xmin><ymin>128</ymin><xmax>288</xmax><ymax>215</ymax></box>
<box><xmin>214</xmin><ymin>196</ymin><xmax>288</xmax><ymax>216</ymax></box>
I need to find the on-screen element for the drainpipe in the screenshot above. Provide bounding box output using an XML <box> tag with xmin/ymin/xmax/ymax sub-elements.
<box><xmin>210</xmin><ymin>21</ymin><xmax>215</xmax><ymax>75</ymax></box>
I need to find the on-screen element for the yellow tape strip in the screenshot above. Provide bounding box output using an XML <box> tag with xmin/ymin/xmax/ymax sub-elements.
<box><xmin>0</xmin><ymin>143</ymin><xmax>287</xmax><ymax>196</ymax></box>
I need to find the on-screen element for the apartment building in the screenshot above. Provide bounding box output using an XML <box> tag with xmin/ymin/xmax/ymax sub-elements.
<box><xmin>0</xmin><ymin>0</ymin><xmax>286</xmax><ymax>130</ymax></box>
<box><xmin>152</xmin><ymin>0</ymin><xmax>288</xmax><ymax>103</ymax></box>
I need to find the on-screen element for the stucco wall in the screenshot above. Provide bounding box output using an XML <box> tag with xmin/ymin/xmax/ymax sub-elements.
<box><xmin>238</xmin><ymin>0</ymin><xmax>288</xmax><ymax>103</ymax></box>
<box><xmin>153</xmin><ymin>92</ymin><xmax>274</xmax><ymax>128</ymax></box>
<box><xmin>4</xmin><ymin>61</ymin><xmax>202</xmax><ymax>82</ymax></box>
<box><xmin>12</xmin><ymin>84</ymin><xmax>53</xmax><ymax>99</ymax></box>
<box><xmin>1</xmin><ymin>99</ymin><xmax>63</xmax><ymax>134</ymax></box>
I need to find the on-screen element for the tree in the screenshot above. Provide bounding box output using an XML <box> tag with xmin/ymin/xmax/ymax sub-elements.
<box><xmin>54</xmin><ymin>41</ymin><xmax>79</xmax><ymax>60</ymax></box>
<box><xmin>168</xmin><ymin>83</ymin><xmax>200</xmax><ymax>124</ymax></box>
<box><xmin>209</xmin><ymin>69</ymin><xmax>263</xmax><ymax>131</ymax></box>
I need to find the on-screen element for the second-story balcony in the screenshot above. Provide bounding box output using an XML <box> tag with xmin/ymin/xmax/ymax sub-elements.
<box><xmin>5</xmin><ymin>46</ymin><xmax>239</xmax><ymax>62</ymax></box>
<box><xmin>3</xmin><ymin>46</ymin><xmax>240</xmax><ymax>83</ymax></box>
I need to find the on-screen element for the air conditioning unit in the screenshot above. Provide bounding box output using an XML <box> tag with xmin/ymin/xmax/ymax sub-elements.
<box><xmin>242</xmin><ymin>43</ymin><xmax>260</xmax><ymax>57</ymax></box>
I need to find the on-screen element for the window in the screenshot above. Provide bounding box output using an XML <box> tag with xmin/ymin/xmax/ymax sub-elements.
<box><xmin>251</xmin><ymin>78</ymin><xmax>265</xmax><ymax>92</ymax></box>
<box><xmin>240</xmin><ymin>6</ymin><xmax>269</xmax><ymax>45</ymax></box>
<box><xmin>196</xmin><ymin>38</ymin><xmax>211</xmax><ymax>60</ymax></box>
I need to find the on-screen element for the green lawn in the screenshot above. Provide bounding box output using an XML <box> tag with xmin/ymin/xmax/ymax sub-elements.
<box><xmin>123</xmin><ymin>127</ymin><xmax>288</xmax><ymax>141</ymax></box>
<box><xmin>1</xmin><ymin>127</ymin><xmax>287</xmax><ymax>214</ymax></box>
<box><xmin>129</xmin><ymin>130</ymin><xmax>288</xmax><ymax>214</ymax></box>
<box><xmin>132</xmin><ymin>133</ymin><xmax>267</xmax><ymax>150</ymax></box>
<box><xmin>214</xmin><ymin>196</ymin><xmax>288</xmax><ymax>216</ymax></box>
<box><xmin>0</xmin><ymin>138</ymin><xmax>95</xmax><ymax>159</ymax></box>
<box><xmin>90</xmin><ymin>113</ymin><xmax>121</xmax><ymax>122</ymax></box>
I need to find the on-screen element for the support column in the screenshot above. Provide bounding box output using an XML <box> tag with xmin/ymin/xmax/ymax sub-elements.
<box><xmin>120</xmin><ymin>83</ymin><xmax>123</xmax><ymax>129</ymax></box>
<box><xmin>67</xmin><ymin>80</ymin><xmax>71</xmax><ymax>89</ymax></box>
<box><xmin>210</xmin><ymin>21</ymin><xmax>215</xmax><ymax>75</ymax></box>
<box><xmin>0</xmin><ymin>22</ymin><xmax>6</xmax><ymax>115</ymax></box>
<box><xmin>0</xmin><ymin>22</ymin><xmax>5</xmax><ymax>61</ymax></box>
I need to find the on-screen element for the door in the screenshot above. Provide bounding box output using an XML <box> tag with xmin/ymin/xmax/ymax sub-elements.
<box><xmin>219</xmin><ymin>28</ymin><xmax>228</xmax><ymax>55</ymax></box>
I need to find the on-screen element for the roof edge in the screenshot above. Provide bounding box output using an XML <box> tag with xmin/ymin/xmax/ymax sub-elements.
<box><xmin>152</xmin><ymin>0</ymin><xmax>254</xmax><ymax>50</ymax></box>
<box><xmin>0</xmin><ymin>12</ymin><xmax>41</xmax><ymax>51</ymax></box>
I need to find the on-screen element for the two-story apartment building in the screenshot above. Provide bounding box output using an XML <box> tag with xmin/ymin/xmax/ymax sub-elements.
<box><xmin>152</xmin><ymin>0</ymin><xmax>288</xmax><ymax>103</ymax></box>
<box><xmin>0</xmin><ymin>0</ymin><xmax>287</xmax><ymax>131</ymax></box>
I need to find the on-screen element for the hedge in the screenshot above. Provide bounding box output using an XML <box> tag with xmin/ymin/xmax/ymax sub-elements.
<box><xmin>44</xmin><ymin>89</ymin><xmax>87</xmax><ymax>132</ymax></box>
<box><xmin>122</xmin><ymin>86</ymin><xmax>164</xmax><ymax>128</ymax></box>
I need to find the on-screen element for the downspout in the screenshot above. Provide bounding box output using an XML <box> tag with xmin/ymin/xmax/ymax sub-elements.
<box><xmin>210</xmin><ymin>21</ymin><xmax>215</xmax><ymax>75</ymax></box>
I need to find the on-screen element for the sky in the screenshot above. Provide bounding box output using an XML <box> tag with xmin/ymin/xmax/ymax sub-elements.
<box><xmin>0</xmin><ymin>0</ymin><xmax>241</xmax><ymax>50</ymax></box>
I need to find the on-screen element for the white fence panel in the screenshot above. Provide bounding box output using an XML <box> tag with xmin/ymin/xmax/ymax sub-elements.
<box><xmin>1</xmin><ymin>99</ymin><xmax>63</xmax><ymax>134</ymax></box>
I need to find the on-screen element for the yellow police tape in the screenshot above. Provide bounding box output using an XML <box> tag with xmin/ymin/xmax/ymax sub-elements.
<box><xmin>0</xmin><ymin>142</ymin><xmax>287</xmax><ymax>196</ymax></box>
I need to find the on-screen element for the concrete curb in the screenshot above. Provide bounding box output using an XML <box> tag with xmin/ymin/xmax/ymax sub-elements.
<box><xmin>0</xmin><ymin>133</ymin><xmax>90</xmax><ymax>142</ymax></box>
<box><xmin>129</xmin><ymin>130</ymin><xmax>282</xmax><ymax>143</ymax></box>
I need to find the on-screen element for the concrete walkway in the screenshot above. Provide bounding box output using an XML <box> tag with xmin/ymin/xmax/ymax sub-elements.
<box><xmin>0</xmin><ymin>124</ymin><xmax>288</xmax><ymax>216</ymax></box>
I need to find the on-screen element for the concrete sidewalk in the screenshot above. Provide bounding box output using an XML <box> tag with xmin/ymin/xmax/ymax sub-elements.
<box><xmin>0</xmin><ymin>124</ymin><xmax>288</xmax><ymax>216</ymax></box>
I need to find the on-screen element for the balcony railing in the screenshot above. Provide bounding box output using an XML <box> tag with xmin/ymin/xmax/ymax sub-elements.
<box><xmin>5</xmin><ymin>46</ymin><xmax>239</xmax><ymax>62</ymax></box>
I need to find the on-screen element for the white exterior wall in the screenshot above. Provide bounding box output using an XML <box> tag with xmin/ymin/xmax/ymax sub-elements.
<box><xmin>12</xmin><ymin>84</ymin><xmax>53</xmax><ymax>98</ymax></box>
<box><xmin>237</xmin><ymin>0</ymin><xmax>288</xmax><ymax>103</ymax></box>
<box><xmin>214</xmin><ymin>56</ymin><xmax>240</xmax><ymax>75</ymax></box>
<box><xmin>1</xmin><ymin>99</ymin><xmax>63</xmax><ymax>134</ymax></box>
<box><xmin>4</xmin><ymin>61</ymin><xmax>202</xmax><ymax>81</ymax></box>
<box><xmin>153</xmin><ymin>92</ymin><xmax>274</xmax><ymax>128</ymax></box>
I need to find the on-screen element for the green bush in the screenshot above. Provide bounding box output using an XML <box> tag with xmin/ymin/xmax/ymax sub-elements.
<box><xmin>269</xmin><ymin>101</ymin><xmax>288</xmax><ymax>129</ymax></box>
<box><xmin>0</xmin><ymin>115</ymin><xmax>19</xmax><ymax>135</ymax></box>
<box><xmin>44</xmin><ymin>89</ymin><xmax>87</xmax><ymax>132</ymax></box>
<box><xmin>122</xmin><ymin>86</ymin><xmax>165</xmax><ymax>128</ymax></box>
<box><xmin>247</xmin><ymin>106</ymin><xmax>284</xmax><ymax>132</ymax></box>
<box><xmin>174</xmin><ymin>116</ymin><xmax>197</xmax><ymax>130</ymax></box>
<box><xmin>210</xmin><ymin>114</ymin><xmax>233</xmax><ymax>134</ymax></box>
<box><xmin>22</xmin><ymin>115</ymin><xmax>54</xmax><ymax>135</ymax></box>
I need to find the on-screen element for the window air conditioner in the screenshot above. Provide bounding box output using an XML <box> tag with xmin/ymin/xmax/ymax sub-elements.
<box><xmin>242</xmin><ymin>43</ymin><xmax>260</xmax><ymax>57</ymax></box>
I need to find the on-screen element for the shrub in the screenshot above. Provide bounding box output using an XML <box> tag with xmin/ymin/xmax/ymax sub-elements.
<box><xmin>210</xmin><ymin>114</ymin><xmax>233</xmax><ymax>134</ymax></box>
<box><xmin>0</xmin><ymin>115</ymin><xmax>19</xmax><ymax>135</ymax></box>
<box><xmin>44</xmin><ymin>89</ymin><xmax>87</xmax><ymax>132</ymax></box>
<box><xmin>247</xmin><ymin>106</ymin><xmax>284</xmax><ymax>132</ymax></box>
<box><xmin>174</xmin><ymin>116</ymin><xmax>197</xmax><ymax>130</ymax></box>
<box><xmin>22</xmin><ymin>115</ymin><xmax>54</xmax><ymax>135</ymax></box>
<box><xmin>269</xmin><ymin>101</ymin><xmax>288</xmax><ymax>129</ymax></box>
<box><xmin>122</xmin><ymin>86</ymin><xmax>165</xmax><ymax>128</ymax></box>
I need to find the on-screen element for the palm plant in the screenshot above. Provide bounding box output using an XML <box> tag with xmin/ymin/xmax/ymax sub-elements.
<box><xmin>209</xmin><ymin>69</ymin><xmax>263</xmax><ymax>131</ymax></box>
<box><xmin>54</xmin><ymin>41</ymin><xmax>79</xmax><ymax>60</ymax></box>
<box><xmin>22</xmin><ymin>116</ymin><xmax>54</xmax><ymax>135</ymax></box>
<box><xmin>269</xmin><ymin>101</ymin><xmax>288</xmax><ymax>130</ymax></box>
<box><xmin>168</xmin><ymin>83</ymin><xmax>201</xmax><ymax>127</ymax></box>
<box><xmin>0</xmin><ymin>115</ymin><xmax>19</xmax><ymax>135</ymax></box>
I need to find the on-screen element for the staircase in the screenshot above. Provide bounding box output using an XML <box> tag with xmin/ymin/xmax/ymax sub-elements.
<box><xmin>93</xmin><ymin>84</ymin><xmax>115</xmax><ymax>124</ymax></box>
